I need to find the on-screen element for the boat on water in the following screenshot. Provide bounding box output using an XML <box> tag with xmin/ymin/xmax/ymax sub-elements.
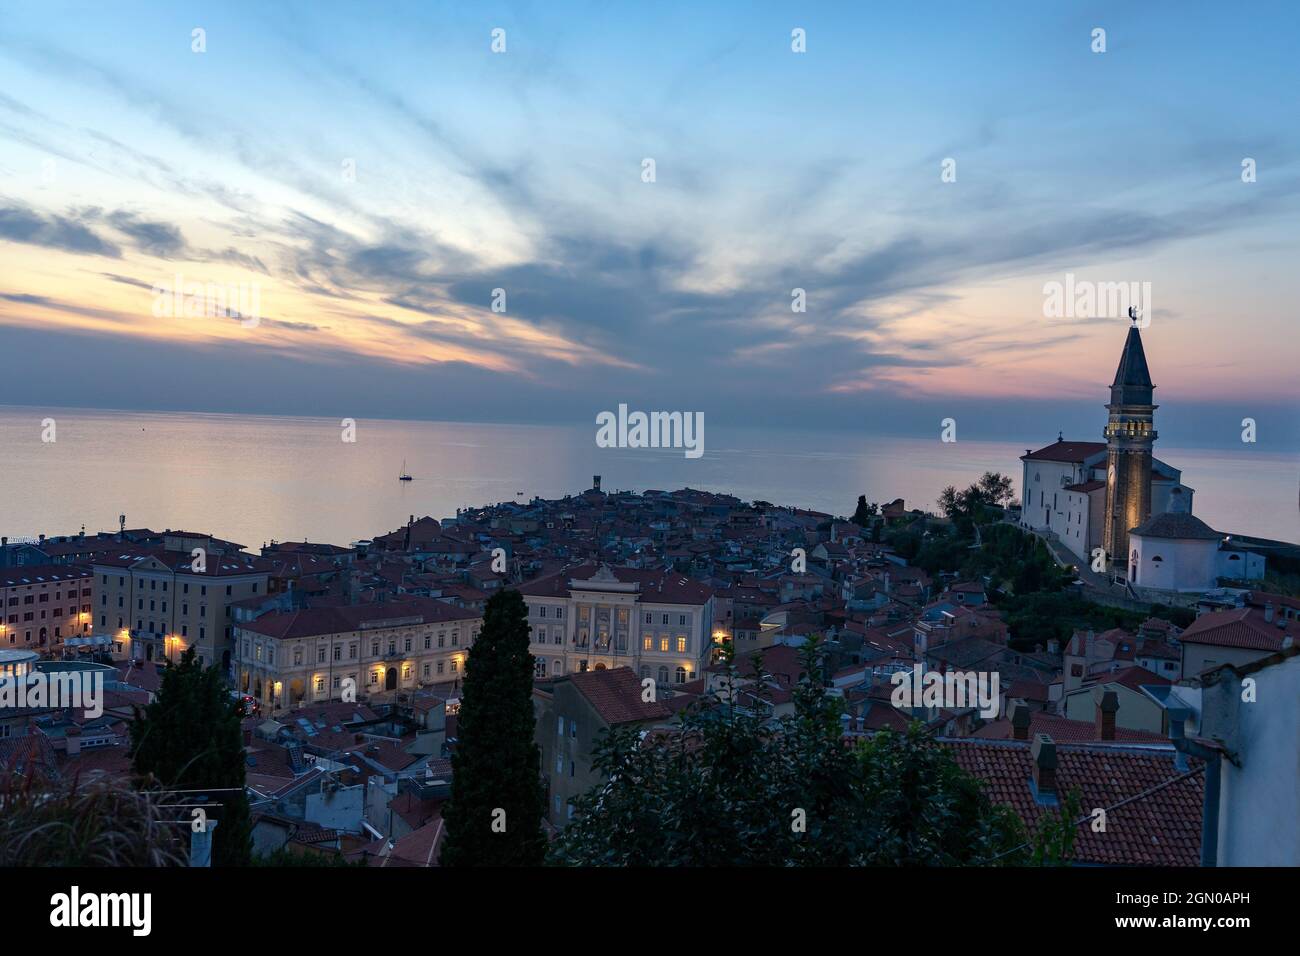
<box><xmin>398</xmin><ymin>461</ymin><xmax>413</xmax><ymax>481</ymax></box>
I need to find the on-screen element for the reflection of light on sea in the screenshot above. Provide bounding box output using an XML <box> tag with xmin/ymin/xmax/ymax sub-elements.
<box><xmin>1</xmin><ymin>407</ymin><xmax>1295</xmax><ymax>548</ymax></box>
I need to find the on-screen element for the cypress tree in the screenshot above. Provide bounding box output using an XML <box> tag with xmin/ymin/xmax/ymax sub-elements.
<box><xmin>129</xmin><ymin>646</ymin><xmax>252</xmax><ymax>866</ymax></box>
<box><xmin>440</xmin><ymin>588</ymin><xmax>546</xmax><ymax>865</ymax></box>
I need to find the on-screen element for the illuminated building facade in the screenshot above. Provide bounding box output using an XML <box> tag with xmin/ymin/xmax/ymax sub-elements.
<box><xmin>232</xmin><ymin>597</ymin><xmax>481</xmax><ymax>714</ymax></box>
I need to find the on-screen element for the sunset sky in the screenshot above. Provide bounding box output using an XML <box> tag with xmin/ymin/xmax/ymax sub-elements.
<box><xmin>2</xmin><ymin>1</ymin><xmax>1297</xmax><ymax>446</ymax></box>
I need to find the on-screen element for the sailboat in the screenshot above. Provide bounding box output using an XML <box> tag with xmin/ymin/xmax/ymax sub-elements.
<box><xmin>398</xmin><ymin>460</ymin><xmax>413</xmax><ymax>481</ymax></box>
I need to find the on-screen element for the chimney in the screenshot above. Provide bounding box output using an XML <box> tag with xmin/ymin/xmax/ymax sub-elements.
<box><xmin>1094</xmin><ymin>687</ymin><xmax>1119</xmax><ymax>741</ymax></box>
<box><xmin>1010</xmin><ymin>699</ymin><xmax>1031</xmax><ymax>740</ymax></box>
<box><xmin>65</xmin><ymin>725</ymin><xmax>82</xmax><ymax>757</ymax></box>
<box><xmin>1167</xmin><ymin>708</ymin><xmax>1190</xmax><ymax>772</ymax></box>
<box><xmin>1031</xmin><ymin>733</ymin><xmax>1057</xmax><ymax>797</ymax></box>
<box><xmin>1263</xmin><ymin>603</ymin><xmax>1274</xmax><ymax>623</ymax></box>
<box><xmin>593</xmin><ymin>475</ymin><xmax>602</xmax><ymax>492</ymax></box>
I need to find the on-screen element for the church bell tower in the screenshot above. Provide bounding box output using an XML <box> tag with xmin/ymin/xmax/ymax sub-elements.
<box><xmin>1102</xmin><ymin>319</ymin><xmax>1157</xmax><ymax>568</ymax></box>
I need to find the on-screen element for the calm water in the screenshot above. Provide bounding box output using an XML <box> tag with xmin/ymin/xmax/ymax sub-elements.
<box><xmin>1</xmin><ymin>406</ymin><xmax>1296</xmax><ymax>547</ymax></box>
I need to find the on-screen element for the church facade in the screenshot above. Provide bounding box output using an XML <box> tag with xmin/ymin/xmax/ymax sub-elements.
<box><xmin>1017</xmin><ymin>323</ymin><xmax>1262</xmax><ymax>593</ymax></box>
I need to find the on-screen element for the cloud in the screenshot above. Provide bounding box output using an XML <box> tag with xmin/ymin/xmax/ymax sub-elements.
<box><xmin>100</xmin><ymin>272</ymin><xmax>156</xmax><ymax>290</ymax></box>
<box><xmin>106</xmin><ymin>210</ymin><xmax>187</xmax><ymax>257</ymax></box>
<box><xmin>0</xmin><ymin>203</ymin><xmax>121</xmax><ymax>257</ymax></box>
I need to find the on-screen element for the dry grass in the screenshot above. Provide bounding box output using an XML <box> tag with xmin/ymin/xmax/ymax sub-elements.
<box><xmin>0</xmin><ymin>767</ymin><xmax>186</xmax><ymax>867</ymax></box>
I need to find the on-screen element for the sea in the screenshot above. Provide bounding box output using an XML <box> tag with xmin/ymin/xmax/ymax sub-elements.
<box><xmin>1</xmin><ymin>405</ymin><xmax>1296</xmax><ymax>549</ymax></box>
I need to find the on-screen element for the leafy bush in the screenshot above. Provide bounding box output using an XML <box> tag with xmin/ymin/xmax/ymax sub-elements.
<box><xmin>549</xmin><ymin>640</ymin><xmax>1062</xmax><ymax>866</ymax></box>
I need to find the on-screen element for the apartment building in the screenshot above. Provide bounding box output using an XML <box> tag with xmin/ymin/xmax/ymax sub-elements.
<box><xmin>232</xmin><ymin>597</ymin><xmax>482</xmax><ymax>715</ymax></box>
<box><xmin>519</xmin><ymin>563</ymin><xmax>716</xmax><ymax>686</ymax></box>
<box><xmin>0</xmin><ymin>564</ymin><xmax>93</xmax><ymax>656</ymax></box>
<box><xmin>92</xmin><ymin>546</ymin><xmax>272</xmax><ymax>671</ymax></box>
<box><xmin>534</xmin><ymin>666</ymin><xmax>672</xmax><ymax>827</ymax></box>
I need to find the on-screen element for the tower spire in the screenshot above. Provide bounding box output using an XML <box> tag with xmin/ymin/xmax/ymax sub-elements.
<box><xmin>1102</xmin><ymin>324</ymin><xmax>1158</xmax><ymax>571</ymax></box>
<box><xmin>1110</xmin><ymin>324</ymin><xmax>1154</xmax><ymax>406</ymax></box>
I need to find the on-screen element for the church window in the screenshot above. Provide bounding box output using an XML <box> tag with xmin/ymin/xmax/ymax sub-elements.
<box><xmin>1151</xmin><ymin>555</ymin><xmax>1163</xmax><ymax>563</ymax></box>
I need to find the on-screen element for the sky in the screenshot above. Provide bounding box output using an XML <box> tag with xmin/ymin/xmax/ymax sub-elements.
<box><xmin>1</xmin><ymin>1</ymin><xmax>1298</xmax><ymax>448</ymax></box>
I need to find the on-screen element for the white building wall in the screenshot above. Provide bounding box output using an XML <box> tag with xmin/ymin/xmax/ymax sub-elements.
<box><xmin>1151</xmin><ymin>481</ymin><xmax>1193</xmax><ymax>516</ymax></box>
<box><xmin>524</xmin><ymin>590</ymin><xmax>712</xmax><ymax>684</ymax></box>
<box><xmin>1053</xmin><ymin>489</ymin><xmax>1094</xmax><ymax>563</ymax></box>
<box><xmin>1216</xmin><ymin>550</ymin><xmax>1265</xmax><ymax>582</ymax></box>
<box><xmin>1021</xmin><ymin>461</ymin><xmax>1076</xmax><ymax>529</ymax></box>
<box><xmin>1217</xmin><ymin>654</ymin><xmax>1300</xmax><ymax>865</ymax></box>
<box><xmin>1130</xmin><ymin>534</ymin><xmax>1217</xmax><ymax>591</ymax></box>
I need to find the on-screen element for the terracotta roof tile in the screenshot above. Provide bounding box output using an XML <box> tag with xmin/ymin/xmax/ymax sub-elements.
<box><xmin>569</xmin><ymin>666</ymin><xmax>672</xmax><ymax>725</ymax></box>
<box><xmin>1021</xmin><ymin>441</ymin><xmax>1107</xmax><ymax>463</ymax></box>
<box><xmin>1180</xmin><ymin>607</ymin><xmax>1296</xmax><ymax>652</ymax></box>
<box><xmin>946</xmin><ymin>738</ymin><xmax>1203</xmax><ymax>866</ymax></box>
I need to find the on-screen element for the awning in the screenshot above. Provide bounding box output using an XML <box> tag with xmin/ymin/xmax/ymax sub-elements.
<box><xmin>64</xmin><ymin>635</ymin><xmax>115</xmax><ymax>647</ymax></box>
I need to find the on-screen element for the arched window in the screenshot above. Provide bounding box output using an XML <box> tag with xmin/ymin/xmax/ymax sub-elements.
<box><xmin>1151</xmin><ymin>555</ymin><xmax>1163</xmax><ymax>563</ymax></box>
<box><xmin>675</xmin><ymin>666</ymin><xmax>687</xmax><ymax>684</ymax></box>
<box><xmin>657</xmin><ymin>665</ymin><xmax>669</xmax><ymax>685</ymax></box>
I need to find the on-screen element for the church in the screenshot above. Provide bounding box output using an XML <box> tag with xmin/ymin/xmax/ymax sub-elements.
<box><xmin>1018</xmin><ymin>321</ymin><xmax>1265</xmax><ymax>594</ymax></box>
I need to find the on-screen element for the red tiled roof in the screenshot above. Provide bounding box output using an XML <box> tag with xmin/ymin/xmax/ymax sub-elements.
<box><xmin>377</xmin><ymin>815</ymin><xmax>444</xmax><ymax>867</ymax></box>
<box><xmin>1180</xmin><ymin>607</ymin><xmax>1296</xmax><ymax>652</ymax></box>
<box><xmin>0</xmin><ymin>564</ymin><xmax>93</xmax><ymax>588</ymax></box>
<box><xmin>706</xmin><ymin>643</ymin><xmax>805</xmax><ymax>685</ymax></box>
<box><xmin>569</xmin><ymin>666</ymin><xmax>672</xmax><ymax>725</ymax></box>
<box><xmin>91</xmin><ymin>548</ymin><xmax>273</xmax><ymax>577</ymax></box>
<box><xmin>1006</xmin><ymin>680</ymin><xmax>1050</xmax><ymax>702</ymax></box>
<box><xmin>238</xmin><ymin>597</ymin><xmax>479</xmax><ymax>640</ymax></box>
<box><xmin>946</xmin><ymin>739</ymin><xmax>1203</xmax><ymax>866</ymax></box>
<box><xmin>974</xmin><ymin>711</ymin><xmax>1166</xmax><ymax>744</ymax></box>
<box><xmin>1063</xmin><ymin>480</ymin><xmax>1106</xmax><ymax>493</ymax></box>
<box><xmin>519</xmin><ymin>564</ymin><xmax>714</xmax><ymax>605</ymax></box>
<box><xmin>1021</xmin><ymin>441</ymin><xmax>1107</xmax><ymax>463</ymax></box>
<box><xmin>1103</xmin><ymin>665</ymin><xmax>1171</xmax><ymax>692</ymax></box>
<box><xmin>1131</xmin><ymin>512</ymin><xmax>1220</xmax><ymax>540</ymax></box>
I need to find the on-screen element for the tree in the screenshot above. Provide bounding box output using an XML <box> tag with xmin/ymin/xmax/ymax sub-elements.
<box><xmin>938</xmin><ymin>485</ymin><xmax>961</xmax><ymax>521</ymax></box>
<box><xmin>129</xmin><ymin>646</ymin><xmax>251</xmax><ymax>866</ymax></box>
<box><xmin>976</xmin><ymin>472</ymin><xmax>1016</xmax><ymax>509</ymax></box>
<box><xmin>851</xmin><ymin>495</ymin><xmax>879</xmax><ymax>527</ymax></box>
<box><xmin>440</xmin><ymin>588</ymin><xmax>546</xmax><ymax>865</ymax></box>
<box><xmin>550</xmin><ymin>640</ymin><xmax>1027</xmax><ymax>866</ymax></box>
